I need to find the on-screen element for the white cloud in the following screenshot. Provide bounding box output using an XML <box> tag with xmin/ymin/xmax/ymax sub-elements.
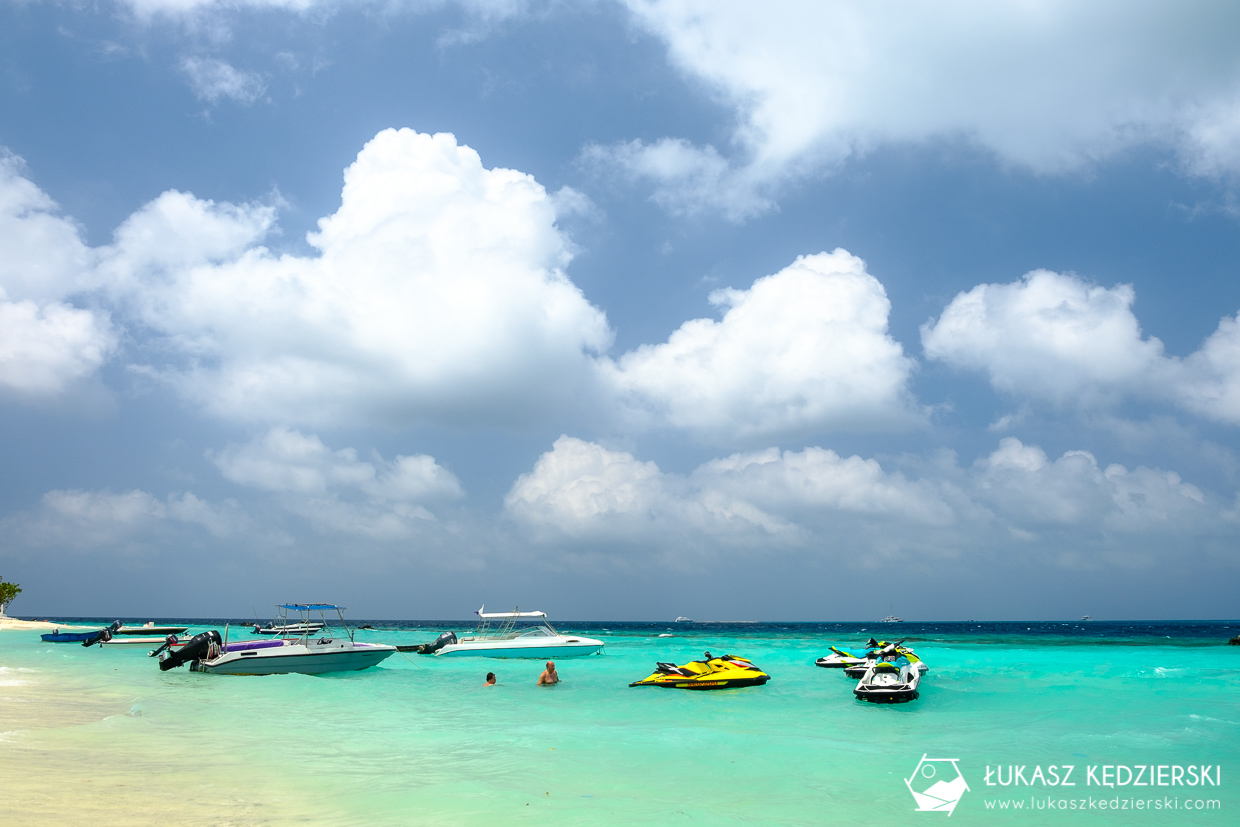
<box><xmin>506</xmin><ymin>435</ymin><xmax>955</xmax><ymax>547</ymax></box>
<box><xmin>605</xmin><ymin>250</ymin><xmax>917</xmax><ymax>439</ymax></box>
<box><xmin>973</xmin><ymin>436</ymin><xmax>1208</xmax><ymax>539</ymax></box>
<box><xmin>0</xmin><ymin>154</ymin><xmax>116</xmax><ymax>397</ymax></box>
<box><xmin>1177</xmin><ymin>312</ymin><xmax>1240</xmax><ymax>424</ymax></box>
<box><xmin>112</xmin><ymin>128</ymin><xmax>612</xmax><ymax>427</ymax></box>
<box><xmin>180</xmin><ymin>57</ymin><xmax>267</xmax><ymax>105</ymax></box>
<box><xmin>0</xmin><ymin>299</ymin><xmax>115</xmax><ymax>396</ymax></box>
<box><xmin>506</xmin><ymin>435</ymin><xmax>1223</xmax><ymax>567</ymax></box>
<box><xmin>921</xmin><ymin>269</ymin><xmax>1168</xmax><ymax>406</ymax></box>
<box><xmin>211</xmin><ymin>427</ymin><xmax>462</xmax><ymax>538</ymax></box>
<box><xmin>504</xmin><ymin>436</ymin><xmax>666</xmax><ymax>535</ymax></box>
<box><xmin>921</xmin><ymin>270</ymin><xmax>1240</xmax><ymax>425</ymax></box>
<box><xmin>212</xmin><ymin>427</ymin><xmax>462</xmax><ymax>501</ymax></box>
<box><xmin>613</xmin><ymin>0</ymin><xmax>1240</xmax><ymax>217</ymax></box>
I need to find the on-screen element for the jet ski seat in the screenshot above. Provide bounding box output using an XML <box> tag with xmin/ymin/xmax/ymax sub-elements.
<box><xmin>655</xmin><ymin>662</ymin><xmax>695</xmax><ymax>676</ymax></box>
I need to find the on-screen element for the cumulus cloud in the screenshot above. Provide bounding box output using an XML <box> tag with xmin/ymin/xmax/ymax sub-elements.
<box><xmin>506</xmin><ymin>434</ymin><xmax>1224</xmax><ymax>567</ymax></box>
<box><xmin>0</xmin><ymin>154</ymin><xmax>115</xmax><ymax>397</ymax></box>
<box><xmin>506</xmin><ymin>435</ymin><xmax>955</xmax><ymax>550</ymax></box>
<box><xmin>180</xmin><ymin>57</ymin><xmax>267</xmax><ymax>105</ymax></box>
<box><xmin>112</xmin><ymin>128</ymin><xmax>612</xmax><ymax>427</ymax></box>
<box><xmin>211</xmin><ymin>427</ymin><xmax>462</xmax><ymax>538</ymax></box>
<box><xmin>1177</xmin><ymin>312</ymin><xmax>1240</xmax><ymax>424</ymax></box>
<box><xmin>0</xmin><ymin>299</ymin><xmax>116</xmax><ymax>395</ymax></box>
<box><xmin>609</xmin><ymin>0</ymin><xmax>1240</xmax><ymax>217</ymax></box>
<box><xmin>921</xmin><ymin>269</ymin><xmax>1240</xmax><ymax>424</ymax></box>
<box><xmin>921</xmin><ymin>269</ymin><xmax>1168</xmax><ymax>406</ymax></box>
<box><xmin>604</xmin><ymin>250</ymin><xmax>917</xmax><ymax>439</ymax></box>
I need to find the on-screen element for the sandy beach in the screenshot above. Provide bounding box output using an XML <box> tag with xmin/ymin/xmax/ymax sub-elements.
<box><xmin>0</xmin><ymin>616</ymin><xmax>95</xmax><ymax>631</ymax></box>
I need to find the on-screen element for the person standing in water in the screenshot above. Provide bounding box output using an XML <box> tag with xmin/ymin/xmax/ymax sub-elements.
<box><xmin>537</xmin><ymin>661</ymin><xmax>559</xmax><ymax>685</ymax></box>
<box><xmin>484</xmin><ymin>672</ymin><xmax>496</xmax><ymax>685</ymax></box>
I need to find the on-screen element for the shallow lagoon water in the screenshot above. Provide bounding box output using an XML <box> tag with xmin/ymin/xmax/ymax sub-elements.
<box><xmin>2</xmin><ymin>620</ymin><xmax>1238</xmax><ymax>825</ymax></box>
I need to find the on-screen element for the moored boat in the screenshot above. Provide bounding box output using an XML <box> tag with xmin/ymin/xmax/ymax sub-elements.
<box><xmin>115</xmin><ymin>622</ymin><xmax>190</xmax><ymax>636</ymax></box>
<box><xmin>158</xmin><ymin>604</ymin><xmax>394</xmax><ymax>676</ymax></box>
<box><xmin>432</xmin><ymin>607</ymin><xmax>604</xmax><ymax>658</ymax></box>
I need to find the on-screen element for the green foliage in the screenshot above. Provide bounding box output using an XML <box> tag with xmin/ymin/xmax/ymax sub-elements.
<box><xmin>0</xmin><ymin>576</ymin><xmax>21</xmax><ymax>611</ymax></box>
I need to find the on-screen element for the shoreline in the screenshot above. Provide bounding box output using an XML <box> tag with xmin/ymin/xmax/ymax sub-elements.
<box><xmin>0</xmin><ymin>617</ymin><xmax>96</xmax><ymax>631</ymax></box>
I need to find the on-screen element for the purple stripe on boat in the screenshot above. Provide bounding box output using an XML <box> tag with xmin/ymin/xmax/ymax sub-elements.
<box><xmin>224</xmin><ymin>640</ymin><xmax>288</xmax><ymax>652</ymax></box>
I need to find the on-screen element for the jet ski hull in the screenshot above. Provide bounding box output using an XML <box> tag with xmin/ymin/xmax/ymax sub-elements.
<box><xmin>630</xmin><ymin>674</ymin><xmax>770</xmax><ymax>690</ymax></box>
<box><xmin>629</xmin><ymin>654</ymin><xmax>770</xmax><ymax>690</ymax></box>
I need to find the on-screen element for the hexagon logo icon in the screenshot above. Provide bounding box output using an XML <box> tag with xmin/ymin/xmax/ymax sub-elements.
<box><xmin>905</xmin><ymin>754</ymin><xmax>969</xmax><ymax>815</ymax></box>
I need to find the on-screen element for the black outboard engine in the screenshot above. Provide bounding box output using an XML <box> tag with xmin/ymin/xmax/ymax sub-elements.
<box><xmin>159</xmin><ymin>630</ymin><xmax>221</xmax><ymax>671</ymax></box>
<box><xmin>419</xmin><ymin>631</ymin><xmax>457</xmax><ymax>654</ymax></box>
<box><xmin>83</xmin><ymin>620</ymin><xmax>123</xmax><ymax>647</ymax></box>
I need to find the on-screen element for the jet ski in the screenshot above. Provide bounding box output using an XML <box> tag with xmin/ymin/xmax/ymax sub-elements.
<box><xmin>815</xmin><ymin>645</ymin><xmax>868</xmax><ymax>668</ymax></box>
<box><xmin>629</xmin><ymin>652</ymin><xmax>770</xmax><ymax>690</ymax></box>
<box><xmin>842</xmin><ymin>640</ymin><xmax>928</xmax><ymax>678</ymax></box>
<box><xmin>853</xmin><ymin>659</ymin><xmax>921</xmax><ymax>703</ymax></box>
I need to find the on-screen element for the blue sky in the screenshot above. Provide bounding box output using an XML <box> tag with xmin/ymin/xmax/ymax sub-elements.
<box><xmin>2</xmin><ymin>0</ymin><xmax>1240</xmax><ymax>621</ymax></box>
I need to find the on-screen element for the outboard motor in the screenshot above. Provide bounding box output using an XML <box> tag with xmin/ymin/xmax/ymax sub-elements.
<box><xmin>159</xmin><ymin>630</ymin><xmax>221</xmax><ymax>671</ymax></box>
<box><xmin>83</xmin><ymin>620</ymin><xmax>123</xmax><ymax>647</ymax></box>
<box><xmin>424</xmin><ymin>631</ymin><xmax>457</xmax><ymax>654</ymax></box>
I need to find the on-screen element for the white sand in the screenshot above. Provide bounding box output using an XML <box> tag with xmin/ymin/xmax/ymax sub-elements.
<box><xmin>0</xmin><ymin>617</ymin><xmax>96</xmax><ymax>631</ymax></box>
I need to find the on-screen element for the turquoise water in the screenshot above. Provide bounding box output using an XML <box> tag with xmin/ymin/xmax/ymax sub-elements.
<box><xmin>2</xmin><ymin>620</ymin><xmax>1238</xmax><ymax>825</ymax></box>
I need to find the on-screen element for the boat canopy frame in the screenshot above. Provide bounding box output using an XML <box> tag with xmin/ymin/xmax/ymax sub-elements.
<box><xmin>471</xmin><ymin>606</ymin><xmax>560</xmax><ymax>640</ymax></box>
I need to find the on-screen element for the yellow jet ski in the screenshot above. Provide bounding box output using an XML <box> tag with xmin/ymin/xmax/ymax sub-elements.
<box><xmin>629</xmin><ymin>651</ymin><xmax>771</xmax><ymax>690</ymax></box>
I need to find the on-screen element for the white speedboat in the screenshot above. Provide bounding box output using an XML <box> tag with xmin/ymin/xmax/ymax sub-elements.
<box><xmin>433</xmin><ymin>607</ymin><xmax>604</xmax><ymax>658</ymax></box>
<box><xmin>158</xmin><ymin>604</ymin><xmax>394</xmax><ymax>675</ymax></box>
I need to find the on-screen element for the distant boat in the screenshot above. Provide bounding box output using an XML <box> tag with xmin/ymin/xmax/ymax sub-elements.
<box><xmin>675</xmin><ymin>616</ymin><xmax>692</xmax><ymax>623</ymax></box>
<box><xmin>880</xmin><ymin>615</ymin><xmax>903</xmax><ymax>623</ymax></box>
<box><xmin>1081</xmin><ymin>615</ymin><xmax>1093</xmax><ymax>621</ymax></box>
<box><xmin>251</xmin><ymin>620</ymin><xmax>325</xmax><ymax>636</ymax></box>
<box><xmin>115</xmin><ymin>622</ymin><xmax>190</xmax><ymax>636</ymax></box>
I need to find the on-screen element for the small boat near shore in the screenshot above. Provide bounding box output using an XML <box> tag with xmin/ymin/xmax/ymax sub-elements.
<box><xmin>42</xmin><ymin>620</ymin><xmax>122</xmax><ymax>645</ymax></box>
<box><xmin>115</xmin><ymin>622</ymin><xmax>190</xmax><ymax>636</ymax></box>
<box><xmin>158</xmin><ymin>604</ymin><xmax>395</xmax><ymax>676</ymax></box>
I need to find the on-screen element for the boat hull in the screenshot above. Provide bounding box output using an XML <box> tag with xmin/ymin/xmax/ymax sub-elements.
<box><xmin>854</xmin><ymin>687</ymin><xmax>919</xmax><ymax>703</ymax></box>
<box><xmin>192</xmin><ymin>644</ymin><xmax>396</xmax><ymax>675</ymax></box>
<box><xmin>435</xmin><ymin>641</ymin><xmax>603</xmax><ymax>658</ymax></box>
<box><xmin>40</xmin><ymin>632</ymin><xmax>98</xmax><ymax>643</ymax></box>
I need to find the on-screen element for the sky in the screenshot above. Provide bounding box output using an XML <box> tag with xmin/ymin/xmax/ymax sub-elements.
<box><xmin>2</xmin><ymin>0</ymin><xmax>1240</xmax><ymax>621</ymax></box>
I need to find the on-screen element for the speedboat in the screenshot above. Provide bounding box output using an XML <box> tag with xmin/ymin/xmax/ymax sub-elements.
<box><xmin>432</xmin><ymin>607</ymin><xmax>604</xmax><ymax>658</ymax></box>
<box><xmin>157</xmin><ymin>604</ymin><xmax>394</xmax><ymax>676</ymax></box>
<box><xmin>815</xmin><ymin>645</ymin><xmax>868</xmax><ymax>668</ymax></box>
<box><xmin>629</xmin><ymin>652</ymin><xmax>770</xmax><ymax>690</ymax></box>
<box><xmin>854</xmin><ymin>660</ymin><xmax>921</xmax><ymax>703</ymax></box>
<box><xmin>674</xmin><ymin>616</ymin><xmax>692</xmax><ymax>622</ymax></box>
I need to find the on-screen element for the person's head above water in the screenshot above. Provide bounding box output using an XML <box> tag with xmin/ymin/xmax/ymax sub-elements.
<box><xmin>485</xmin><ymin>672</ymin><xmax>496</xmax><ymax>685</ymax></box>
